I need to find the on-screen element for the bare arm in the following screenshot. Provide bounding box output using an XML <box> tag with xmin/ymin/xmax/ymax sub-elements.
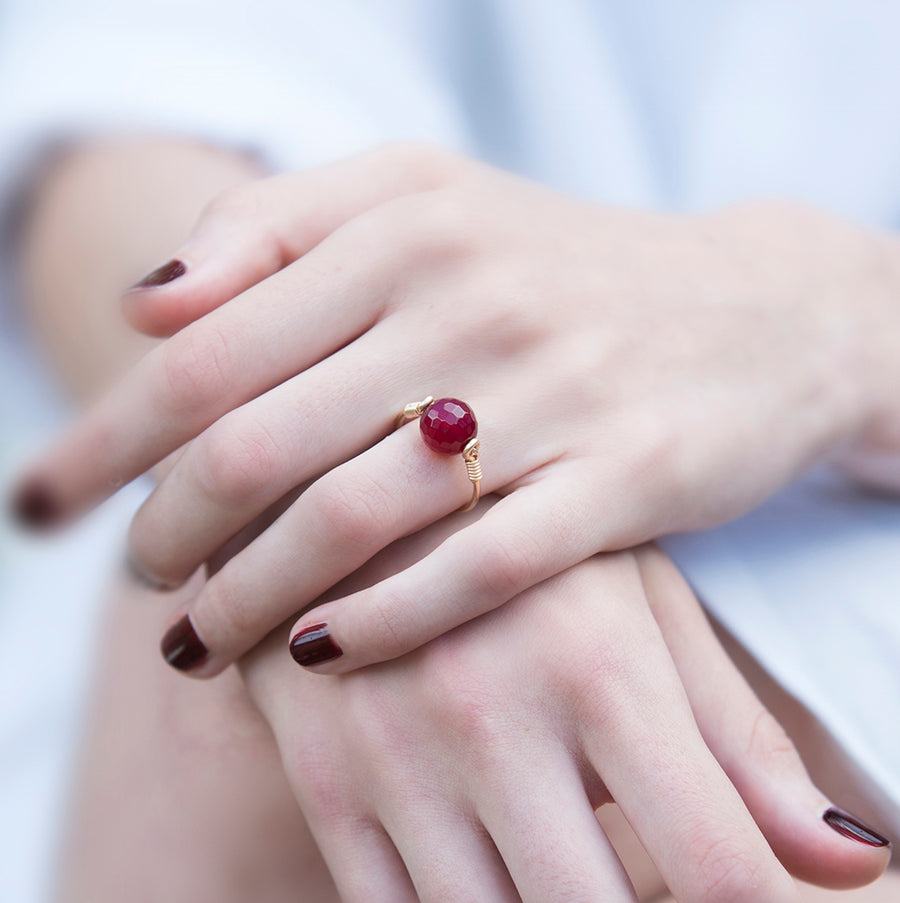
<box><xmin>15</xmin><ymin>136</ymin><xmax>263</xmax><ymax>402</ymax></box>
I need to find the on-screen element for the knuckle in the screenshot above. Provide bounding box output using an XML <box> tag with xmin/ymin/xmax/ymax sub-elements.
<box><xmin>692</xmin><ymin>835</ymin><xmax>769</xmax><ymax>903</ymax></box>
<box><xmin>199</xmin><ymin>181</ymin><xmax>264</xmax><ymax>223</ymax></box>
<box><xmin>745</xmin><ymin>709</ymin><xmax>806</xmax><ymax>779</ymax></box>
<box><xmin>468</xmin><ymin>531</ymin><xmax>540</xmax><ymax>604</ymax></box>
<box><xmin>290</xmin><ymin>745</ymin><xmax>357</xmax><ymax>827</ymax></box>
<box><xmin>195</xmin><ymin>417</ymin><xmax>285</xmax><ymax>507</ymax></box>
<box><xmin>425</xmin><ymin>656</ymin><xmax>505</xmax><ymax>747</ymax></box>
<box><xmin>420</xmin><ymin>186</ymin><xmax>483</xmax><ymax>252</ymax></box>
<box><xmin>160</xmin><ymin>323</ymin><xmax>234</xmax><ymax>415</ymax></box>
<box><xmin>366</xmin><ymin>591</ymin><xmax>411</xmax><ymax>659</ymax></box>
<box><xmin>683</xmin><ymin>827</ymin><xmax>796</xmax><ymax>903</ymax></box>
<box><xmin>199</xmin><ymin>577</ymin><xmax>259</xmax><ymax>652</ymax></box>
<box><xmin>301</xmin><ymin>777</ymin><xmax>351</xmax><ymax>827</ymax></box>
<box><xmin>378</xmin><ymin>188</ymin><xmax>478</xmax><ymax>268</ymax></box>
<box><xmin>344</xmin><ymin>678</ymin><xmax>403</xmax><ymax>743</ymax></box>
<box><xmin>636</xmin><ymin>415</ymin><xmax>678</xmax><ymax>479</ymax></box>
<box><xmin>376</xmin><ymin>140</ymin><xmax>462</xmax><ymax>188</ymax></box>
<box><xmin>458</xmin><ymin>266</ymin><xmax>547</xmax><ymax>351</ymax></box>
<box><xmin>308</xmin><ymin>470</ymin><xmax>393</xmax><ymax>551</ymax></box>
<box><xmin>608</xmin><ymin>413</ymin><xmax>685</xmax><ymax>522</ymax></box>
<box><xmin>566</xmin><ymin>644</ymin><xmax>637</xmax><ymax>729</ymax></box>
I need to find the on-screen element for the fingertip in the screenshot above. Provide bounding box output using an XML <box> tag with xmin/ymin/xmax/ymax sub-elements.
<box><xmin>123</xmin><ymin>258</ymin><xmax>208</xmax><ymax>337</ymax></box>
<box><xmin>760</xmin><ymin>790</ymin><xmax>892</xmax><ymax>889</ymax></box>
<box><xmin>121</xmin><ymin>298</ymin><xmax>183</xmax><ymax>337</ymax></box>
<box><xmin>8</xmin><ymin>477</ymin><xmax>63</xmax><ymax>531</ymax></box>
<box><xmin>813</xmin><ymin>807</ymin><xmax>892</xmax><ymax>889</ymax></box>
<box><xmin>122</xmin><ymin>279</ymin><xmax>192</xmax><ymax>338</ymax></box>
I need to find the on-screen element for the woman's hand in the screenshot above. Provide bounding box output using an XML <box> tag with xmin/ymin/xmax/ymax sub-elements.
<box><xmin>15</xmin><ymin>144</ymin><xmax>900</xmax><ymax>674</ymax></box>
<box><xmin>238</xmin><ymin>510</ymin><xmax>889</xmax><ymax>902</ymax></box>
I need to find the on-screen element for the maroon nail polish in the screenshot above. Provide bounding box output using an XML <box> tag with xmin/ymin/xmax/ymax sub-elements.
<box><xmin>823</xmin><ymin>808</ymin><xmax>891</xmax><ymax>847</ymax></box>
<box><xmin>161</xmin><ymin>615</ymin><xmax>208</xmax><ymax>672</ymax></box>
<box><xmin>10</xmin><ymin>480</ymin><xmax>60</xmax><ymax>530</ymax></box>
<box><xmin>130</xmin><ymin>259</ymin><xmax>186</xmax><ymax>290</ymax></box>
<box><xmin>289</xmin><ymin>623</ymin><xmax>343</xmax><ymax>667</ymax></box>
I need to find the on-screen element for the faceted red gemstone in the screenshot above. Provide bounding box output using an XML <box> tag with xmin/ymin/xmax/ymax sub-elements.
<box><xmin>419</xmin><ymin>398</ymin><xmax>477</xmax><ymax>455</ymax></box>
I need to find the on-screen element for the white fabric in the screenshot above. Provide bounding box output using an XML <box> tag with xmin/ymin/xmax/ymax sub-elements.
<box><xmin>2</xmin><ymin>2</ymin><xmax>900</xmax><ymax>899</ymax></box>
<box><xmin>661</xmin><ymin>474</ymin><xmax>900</xmax><ymax>836</ymax></box>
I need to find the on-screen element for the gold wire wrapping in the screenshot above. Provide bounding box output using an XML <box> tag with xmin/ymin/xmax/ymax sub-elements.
<box><xmin>394</xmin><ymin>396</ymin><xmax>434</xmax><ymax>430</ymax></box>
<box><xmin>460</xmin><ymin>438</ymin><xmax>481</xmax><ymax>512</ymax></box>
<box><xmin>395</xmin><ymin>398</ymin><xmax>482</xmax><ymax>512</ymax></box>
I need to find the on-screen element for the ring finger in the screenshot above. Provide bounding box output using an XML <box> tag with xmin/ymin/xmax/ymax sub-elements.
<box><xmin>476</xmin><ymin>746</ymin><xmax>638</xmax><ymax>903</ymax></box>
<box><xmin>380</xmin><ymin>803</ymin><xmax>522</xmax><ymax>903</ymax></box>
<box><xmin>157</xmin><ymin>387</ymin><xmax>545</xmax><ymax>674</ymax></box>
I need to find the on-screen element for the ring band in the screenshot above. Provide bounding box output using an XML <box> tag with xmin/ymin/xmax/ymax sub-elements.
<box><xmin>396</xmin><ymin>396</ymin><xmax>481</xmax><ymax>512</ymax></box>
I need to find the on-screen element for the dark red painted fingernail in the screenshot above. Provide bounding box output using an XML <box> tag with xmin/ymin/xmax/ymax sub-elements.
<box><xmin>290</xmin><ymin>623</ymin><xmax>343</xmax><ymax>668</ymax></box>
<box><xmin>129</xmin><ymin>259</ymin><xmax>186</xmax><ymax>290</ymax></box>
<box><xmin>10</xmin><ymin>480</ymin><xmax>61</xmax><ymax>530</ymax></box>
<box><xmin>824</xmin><ymin>808</ymin><xmax>891</xmax><ymax>847</ymax></box>
<box><xmin>161</xmin><ymin>615</ymin><xmax>208</xmax><ymax>672</ymax></box>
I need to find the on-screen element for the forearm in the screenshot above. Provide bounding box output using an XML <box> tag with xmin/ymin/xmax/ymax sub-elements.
<box><xmin>16</xmin><ymin>136</ymin><xmax>263</xmax><ymax>404</ymax></box>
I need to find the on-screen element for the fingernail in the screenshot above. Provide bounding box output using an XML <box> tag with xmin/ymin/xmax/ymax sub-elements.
<box><xmin>289</xmin><ymin>623</ymin><xmax>343</xmax><ymax>667</ymax></box>
<box><xmin>161</xmin><ymin>615</ymin><xmax>208</xmax><ymax>672</ymax></box>
<box><xmin>129</xmin><ymin>259</ymin><xmax>186</xmax><ymax>290</ymax></box>
<box><xmin>823</xmin><ymin>808</ymin><xmax>891</xmax><ymax>847</ymax></box>
<box><xmin>10</xmin><ymin>480</ymin><xmax>61</xmax><ymax>530</ymax></box>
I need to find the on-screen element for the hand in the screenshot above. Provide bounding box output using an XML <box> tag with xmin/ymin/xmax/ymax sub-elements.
<box><xmin>239</xmin><ymin>510</ymin><xmax>889</xmax><ymax>902</ymax></box>
<box><xmin>15</xmin><ymin>144</ymin><xmax>900</xmax><ymax>674</ymax></box>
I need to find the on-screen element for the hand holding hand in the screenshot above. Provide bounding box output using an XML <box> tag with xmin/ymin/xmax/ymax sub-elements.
<box><xmin>15</xmin><ymin>144</ymin><xmax>900</xmax><ymax>674</ymax></box>
<box><xmin>240</xmin><ymin>509</ymin><xmax>889</xmax><ymax>902</ymax></box>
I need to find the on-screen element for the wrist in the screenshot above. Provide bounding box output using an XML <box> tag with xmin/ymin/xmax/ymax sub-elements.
<box><xmin>855</xmin><ymin>229</ymin><xmax>900</xmax><ymax>432</ymax></box>
<box><xmin>701</xmin><ymin>201</ymin><xmax>899</xmax><ymax>453</ymax></box>
<box><xmin>833</xmin><ymin>226</ymin><xmax>900</xmax><ymax>489</ymax></box>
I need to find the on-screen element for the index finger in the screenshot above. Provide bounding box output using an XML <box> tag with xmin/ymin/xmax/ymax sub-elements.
<box><xmin>11</xmin><ymin>210</ymin><xmax>402</xmax><ymax>528</ymax></box>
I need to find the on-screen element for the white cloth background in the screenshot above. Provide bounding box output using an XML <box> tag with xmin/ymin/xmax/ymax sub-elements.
<box><xmin>1</xmin><ymin>2</ymin><xmax>899</xmax><ymax>900</ymax></box>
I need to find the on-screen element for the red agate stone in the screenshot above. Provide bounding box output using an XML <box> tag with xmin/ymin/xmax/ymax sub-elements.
<box><xmin>420</xmin><ymin>398</ymin><xmax>477</xmax><ymax>454</ymax></box>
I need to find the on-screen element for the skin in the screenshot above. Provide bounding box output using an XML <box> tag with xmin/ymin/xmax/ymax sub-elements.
<box><xmin>16</xmin><ymin>139</ymin><xmax>895</xmax><ymax>900</ymax></box>
<box><xmin>19</xmin><ymin>144</ymin><xmax>900</xmax><ymax>679</ymax></box>
<box><xmin>240</xmin><ymin>517</ymin><xmax>889</xmax><ymax>902</ymax></box>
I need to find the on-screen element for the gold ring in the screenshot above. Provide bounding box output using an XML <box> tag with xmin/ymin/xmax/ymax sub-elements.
<box><xmin>396</xmin><ymin>396</ymin><xmax>481</xmax><ymax>512</ymax></box>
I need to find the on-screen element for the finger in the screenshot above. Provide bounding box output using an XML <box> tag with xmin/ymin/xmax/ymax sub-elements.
<box><xmin>286</xmin><ymin>476</ymin><xmax>597</xmax><ymax>672</ymax></box>
<box><xmin>639</xmin><ymin>546</ymin><xmax>892</xmax><ymax>890</ymax></box>
<box><xmin>380</xmin><ymin>805</ymin><xmax>522</xmax><ymax>903</ymax></box>
<box><xmin>298</xmin><ymin>817</ymin><xmax>417</xmax><ymax>903</ymax></box>
<box><xmin>122</xmin><ymin>142</ymin><xmax>461</xmax><ymax>336</ymax></box>
<box><xmin>127</xmin><ymin>321</ymin><xmax>412</xmax><ymax>587</ymax></box>
<box><xmin>128</xmin><ymin>315</ymin><xmax>545</xmax><ymax>588</ymax></box>
<box><xmin>567</xmin><ymin>556</ymin><xmax>800</xmax><ymax>903</ymax></box>
<box><xmin>270</xmin><ymin>713</ymin><xmax>420</xmax><ymax>903</ymax></box>
<box><xmin>475</xmin><ymin>746</ymin><xmax>637</xmax><ymax>903</ymax></box>
<box><xmin>156</xmin><ymin>400</ymin><xmax>537</xmax><ymax>673</ymax></box>
<box><xmin>13</xmin><ymin>200</ymin><xmax>417</xmax><ymax>529</ymax></box>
